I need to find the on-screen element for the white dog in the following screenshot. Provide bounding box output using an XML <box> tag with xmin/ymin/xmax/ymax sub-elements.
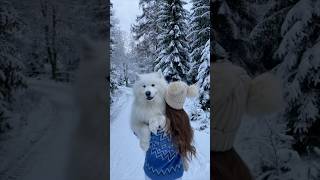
<box><xmin>131</xmin><ymin>72</ymin><xmax>168</xmax><ymax>151</ymax></box>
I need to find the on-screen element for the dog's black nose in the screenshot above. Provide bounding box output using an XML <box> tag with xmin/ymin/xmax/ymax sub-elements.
<box><xmin>145</xmin><ymin>91</ymin><xmax>151</xmax><ymax>96</ymax></box>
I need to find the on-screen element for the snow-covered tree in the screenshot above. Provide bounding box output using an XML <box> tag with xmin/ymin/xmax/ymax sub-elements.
<box><xmin>249</xmin><ymin>0</ymin><xmax>297</xmax><ymax>70</ymax></box>
<box><xmin>131</xmin><ymin>0</ymin><xmax>160</xmax><ymax>63</ymax></box>
<box><xmin>0</xmin><ymin>1</ymin><xmax>26</xmax><ymax>132</ymax></box>
<box><xmin>110</xmin><ymin>4</ymin><xmax>138</xmax><ymax>100</ymax></box>
<box><xmin>154</xmin><ymin>0</ymin><xmax>190</xmax><ymax>81</ymax></box>
<box><xmin>250</xmin><ymin>0</ymin><xmax>320</xmax><ymax>154</ymax></box>
<box><xmin>110</xmin><ymin>4</ymin><xmax>126</xmax><ymax>94</ymax></box>
<box><xmin>196</xmin><ymin>40</ymin><xmax>210</xmax><ymax>110</ymax></box>
<box><xmin>274</xmin><ymin>0</ymin><xmax>320</xmax><ymax>154</ymax></box>
<box><xmin>188</xmin><ymin>0</ymin><xmax>210</xmax><ymax>83</ymax></box>
<box><xmin>213</xmin><ymin>0</ymin><xmax>257</xmax><ymax>72</ymax></box>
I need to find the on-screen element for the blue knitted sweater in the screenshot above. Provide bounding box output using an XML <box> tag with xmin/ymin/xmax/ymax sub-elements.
<box><xmin>144</xmin><ymin>129</ymin><xmax>183</xmax><ymax>180</ymax></box>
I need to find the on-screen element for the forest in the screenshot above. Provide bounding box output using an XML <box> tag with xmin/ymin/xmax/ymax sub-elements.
<box><xmin>0</xmin><ymin>0</ymin><xmax>319</xmax><ymax>179</ymax></box>
<box><xmin>110</xmin><ymin>1</ymin><xmax>211</xmax><ymax>179</ymax></box>
<box><xmin>0</xmin><ymin>0</ymin><xmax>108</xmax><ymax>179</ymax></box>
<box><xmin>213</xmin><ymin>0</ymin><xmax>320</xmax><ymax>179</ymax></box>
<box><xmin>110</xmin><ymin>0</ymin><xmax>210</xmax><ymax>124</ymax></box>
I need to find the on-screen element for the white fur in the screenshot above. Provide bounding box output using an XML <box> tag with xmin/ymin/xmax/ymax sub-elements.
<box><xmin>131</xmin><ymin>72</ymin><xmax>168</xmax><ymax>151</ymax></box>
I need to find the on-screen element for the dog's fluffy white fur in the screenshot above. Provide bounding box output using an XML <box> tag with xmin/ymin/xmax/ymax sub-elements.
<box><xmin>131</xmin><ymin>72</ymin><xmax>168</xmax><ymax>151</ymax></box>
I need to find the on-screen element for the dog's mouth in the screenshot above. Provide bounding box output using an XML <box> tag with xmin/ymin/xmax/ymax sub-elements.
<box><xmin>146</xmin><ymin>96</ymin><xmax>154</xmax><ymax>100</ymax></box>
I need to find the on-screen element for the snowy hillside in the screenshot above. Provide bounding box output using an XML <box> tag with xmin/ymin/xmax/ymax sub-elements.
<box><xmin>110</xmin><ymin>88</ymin><xmax>210</xmax><ymax>180</ymax></box>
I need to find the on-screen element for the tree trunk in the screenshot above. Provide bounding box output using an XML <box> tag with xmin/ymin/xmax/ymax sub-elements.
<box><xmin>51</xmin><ymin>4</ymin><xmax>57</xmax><ymax>80</ymax></box>
<box><xmin>40</xmin><ymin>0</ymin><xmax>57</xmax><ymax>80</ymax></box>
<box><xmin>40</xmin><ymin>0</ymin><xmax>52</xmax><ymax>65</ymax></box>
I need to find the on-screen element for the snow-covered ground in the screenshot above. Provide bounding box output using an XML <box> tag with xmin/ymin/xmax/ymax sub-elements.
<box><xmin>235</xmin><ymin>116</ymin><xmax>320</xmax><ymax>179</ymax></box>
<box><xmin>110</xmin><ymin>87</ymin><xmax>210</xmax><ymax>180</ymax></box>
<box><xmin>0</xmin><ymin>79</ymin><xmax>77</xmax><ymax>180</ymax></box>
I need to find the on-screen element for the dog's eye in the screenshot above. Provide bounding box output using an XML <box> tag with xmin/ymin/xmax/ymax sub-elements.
<box><xmin>151</xmin><ymin>84</ymin><xmax>155</xmax><ymax>87</ymax></box>
<box><xmin>143</xmin><ymin>85</ymin><xmax>146</xmax><ymax>88</ymax></box>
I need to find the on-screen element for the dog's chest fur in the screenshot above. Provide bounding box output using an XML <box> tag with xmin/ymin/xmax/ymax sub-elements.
<box><xmin>132</xmin><ymin>102</ymin><xmax>165</xmax><ymax>124</ymax></box>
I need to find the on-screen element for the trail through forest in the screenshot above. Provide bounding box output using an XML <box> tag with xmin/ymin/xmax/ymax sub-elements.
<box><xmin>0</xmin><ymin>79</ymin><xmax>77</xmax><ymax>180</ymax></box>
<box><xmin>110</xmin><ymin>88</ymin><xmax>210</xmax><ymax>180</ymax></box>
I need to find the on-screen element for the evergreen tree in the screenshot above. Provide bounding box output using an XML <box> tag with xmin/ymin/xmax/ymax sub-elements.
<box><xmin>273</xmin><ymin>0</ymin><xmax>320</xmax><ymax>154</ymax></box>
<box><xmin>110</xmin><ymin>3</ymin><xmax>126</xmax><ymax>94</ymax></box>
<box><xmin>196</xmin><ymin>40</ymin><xmax>210</xmax><ymax>110</ymax></box>
<box><xmin>212</xmin><ymin>0</ymin><xmax>257</xmax><ymax>72</ymax></box>
<box><xmin>249</xmin><ymin>0</ymin><xmax>320</xmax><ymax>153</ymax></box>
<box><xmin>250</xmin><ymin>0</ymin><xmax>320</xmax><ymax>154</ymax></box>
<box><xmin>131</xmin><ymin>0</ymin><xmax>160</xmax><ymax>63</ymax></box>
<box><xmin>249</xmin><ymin>0</ymin><xmax>298</xmax><ymax>70</ymax></box>
<box><xmin>154</xmin><ymin>0</ymin><xmax>190</xmax><ymax>81</ymax></box>
<box><xmin>110</xmin><ymin>3</ymin><xmax>117</xmax><ymax>95</ymax></box>
<box><xmin>0</xmin><ymin>1</ymin><xmax>26</xmax><ymax>132</ymax></box>
<box><xmin>188</xmin><ymin>0</ymin><xmax>210</xmax><ymax>83</ymax></box>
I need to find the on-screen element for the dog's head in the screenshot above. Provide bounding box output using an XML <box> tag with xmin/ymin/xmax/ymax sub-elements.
<box><xmin>133</xmin><ymin>72</ymin><xmax>168</xmax><ymax>105</ymax></box>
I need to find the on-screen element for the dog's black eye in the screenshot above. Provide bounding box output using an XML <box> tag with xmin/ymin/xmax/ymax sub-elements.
<box><xmin>143</xmin><ymin>85</ymin><xmax>146</xmax><ymax>88</ymax></box>
<box><xmin>151</xmin><ymin>84</ymin><xmax>155</xmax><ymax>87</ymax></box>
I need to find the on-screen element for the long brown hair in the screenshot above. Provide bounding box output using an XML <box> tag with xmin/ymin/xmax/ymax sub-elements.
<box><xmin>165</xmin><ymin>103</ymin><xmax>196</xmax><ymax>161</ymax></box>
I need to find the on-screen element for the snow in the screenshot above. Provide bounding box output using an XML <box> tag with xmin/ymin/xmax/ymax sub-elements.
<box><xmin>0</xmin><ymin>79</ymin><xmax>77</xmax><ymax>180</ymax></box>
<box><xmin>110</xmin><ymin>88</ymin><xmax>210</xmax><ymax>180</ymax></box>
<box><xmin>281</xmin><ymin>0</ymin><xmax>312</xmax><ymax>36</ymax></box>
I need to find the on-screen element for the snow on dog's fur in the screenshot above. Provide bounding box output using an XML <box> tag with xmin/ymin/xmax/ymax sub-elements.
<box><xmin>131</xmin><ymin>72</ymin><xmax>168</xmax><ymax>151</ymax></box>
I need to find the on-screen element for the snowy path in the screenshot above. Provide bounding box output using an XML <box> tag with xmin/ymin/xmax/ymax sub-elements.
<box><xmin>0</xmin><ymin>79</ymin><xmax>77</xmax><ymax>180</ymax></box>
<box><xmin>110</xmin><ymin>88</ymin><xmax>210</xmax><ymax>180</ymax></box>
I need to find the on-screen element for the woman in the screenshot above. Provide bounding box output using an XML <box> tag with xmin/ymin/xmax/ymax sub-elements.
<box><xmin>211</xmin><ymin>59</ymin><xmax>284</xmax><ymax>180</ymax></box>
<box><xmin>144</xmin><ymin>81</ymin><xmax>198</xmax><ymax>180</ymax></box>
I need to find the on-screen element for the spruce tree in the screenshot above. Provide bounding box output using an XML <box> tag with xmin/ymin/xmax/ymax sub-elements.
<box><xmin>249</xmin><ymin>0</ymin><xmax>298</xmax><ymax>70</ymax></box>
<box><xmin>0</xmin><ymin>1</ymin><xmax>26</xmax><ymax>132</ymax></box>
<box><xmin>196</xmin><ymin>40</ymin><xmax>210</xmax><ymax>110</ymax></box>
<box><xmin>188</xmin><ymin>0</ymin><xmax>210</xmax><ymax>83</ymax></box>
<box><xmin>250</xmin><ymin>0</ymin><xmax>320</xmax><ymax>153</ymax></box>
<box><xmin>131</xmin><ymin>0</ymin><xmax>160</xmax><ymax>63</ymax></box>
<box><xmin>273</xmin><ymin>0</ymin><xmax>320</xmax><ymax>154</ymax></box>
<box><xmin>154</xmin><ymin>0</ymin><xmax>190</xmax><ymax>81</ymax></box>
<box><xmin>110</xmin><ymin>3</ymin><xmax>126</xmax><ymax>95</ymax></box>
<box><xmin>212</xmin><ymin>0</ymin><xmax>257</xmax><ymax>72</ymax></box>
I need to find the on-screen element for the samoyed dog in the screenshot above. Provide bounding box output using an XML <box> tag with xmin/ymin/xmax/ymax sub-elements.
<box><xmin>131</xmin><ymin>72</ymin><xmax>168</xmax><ymax>151</ymax></box>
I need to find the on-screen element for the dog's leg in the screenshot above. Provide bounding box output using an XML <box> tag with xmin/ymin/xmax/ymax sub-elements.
<box><xmin>139</xmin><ymin>125</ymin><xmax>151</xmax><ymax>151</ymax></box>
<box><xmin>131</xmin><ymin>120</ymin><xmax>143</xmax><ymax>138</ymax></box>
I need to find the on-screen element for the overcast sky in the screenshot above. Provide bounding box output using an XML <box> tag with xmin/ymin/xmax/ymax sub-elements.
<box><xmin>111</xmin><ymin>0</ymin><xmax>141</xmax><ymax>35</ymax></box>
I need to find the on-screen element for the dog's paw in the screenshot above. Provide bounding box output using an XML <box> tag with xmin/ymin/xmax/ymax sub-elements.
<box><xmin>149</xmin><ymin>118</ymin><xmax>159</xmax><ymax>134</ymax></box>
<box><xmin>149</xmin><ymin>116</ymin><xmax>166</xmax><ymax>134</ymax></box>
<box><xmin>158</xmin><ymin>115</ymin><xmax>166</xmax><ymax>129</ymax></box>
<box><xmin>149</xmin><ymin>120</ymin><xmax>158</xmax><ymax>134</ymax></box>
<box><xmin>140</xmin><ymin>140</ymin><xmax>149</xmax><ymax>151</ymax></box>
